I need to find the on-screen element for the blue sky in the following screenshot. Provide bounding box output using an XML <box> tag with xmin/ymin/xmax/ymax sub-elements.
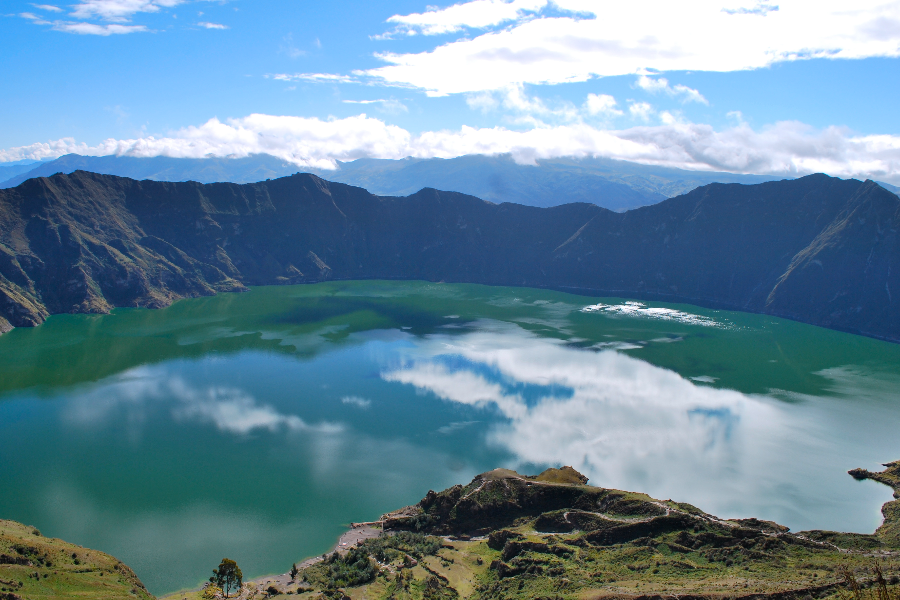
<box><xmin>2</xmin><ymin>0</ymin><xmax>900</xmax><ymax>181</ymax></box>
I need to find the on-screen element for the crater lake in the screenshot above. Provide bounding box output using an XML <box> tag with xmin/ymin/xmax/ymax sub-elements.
<box><xmin>0</xmin><ymin>281</ymin><xmax>898</xmax><ymax>596</ymax></box>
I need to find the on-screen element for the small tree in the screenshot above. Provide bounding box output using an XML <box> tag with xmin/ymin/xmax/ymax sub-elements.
<box><xmin>290</xmin><ymin>563</ymin><xmax>299</xmax><ymax>581</ymax></box>
<box><xmin>210</xmin><ymin>558</ymin><xmax>243</xmax><ymax>598</ymax></box>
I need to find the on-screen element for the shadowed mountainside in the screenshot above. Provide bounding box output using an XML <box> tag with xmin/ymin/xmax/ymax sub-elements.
<box><xmin>0</xmin><ymin>154</ymin><xmax>783</xmax><ymax>211</ymax></box>
<box><xmin>0</xmin><ymin>170</ymin><xmax>898</xmax><ymax>341</ymax></box>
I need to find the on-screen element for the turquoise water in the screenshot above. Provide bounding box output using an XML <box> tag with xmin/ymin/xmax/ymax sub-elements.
<box><xmin>0</xmin><ymin>281</ymin><xmax>898</xmax><ymax>595</ymax></box>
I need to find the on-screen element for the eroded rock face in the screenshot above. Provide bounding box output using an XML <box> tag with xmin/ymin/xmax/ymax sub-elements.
<box><xmin>1</xmin><ymin>171</ymin><xmax>898</xmax><ymax>341</ymax></box>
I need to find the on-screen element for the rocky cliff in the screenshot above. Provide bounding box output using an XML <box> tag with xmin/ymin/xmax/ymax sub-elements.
<box><xmin>288</xmin><ymin>465</ymin><xmax>900</xmax><ymax>600</ymax></box>
<box><xmin>0</xmin><ymin>170</ymin><xmax>897</xmax><ymax>341</ymax></box>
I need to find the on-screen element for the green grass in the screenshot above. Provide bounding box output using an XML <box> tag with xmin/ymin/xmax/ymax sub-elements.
<box><xmin>0</xmin><ymin>519</ymin><xmax>154</xmax><ymax>600</ymax></box>
<box><xmin>282</xmin><ymin>465</ymin><xmax>900</xmax><ymax>600</ymax></box>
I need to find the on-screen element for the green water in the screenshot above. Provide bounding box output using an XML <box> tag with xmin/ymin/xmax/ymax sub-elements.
<box><xmin>0</xmin><ymin>281</ymin><xmax>898</xmax><ymax>595</ymax></box>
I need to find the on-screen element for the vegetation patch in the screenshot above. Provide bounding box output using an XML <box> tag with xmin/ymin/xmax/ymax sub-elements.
<box><xmin>284</xmin><ymin>463</ymin><xmax>900</xmax><ymax>600</ymax></box>
<box><xmin>0</xmin><ymin>519</ymin><xmax>153</xmax><ymax>600</ymax></box>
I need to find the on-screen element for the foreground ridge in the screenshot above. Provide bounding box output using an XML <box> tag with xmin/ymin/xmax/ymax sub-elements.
<box><xmin>5</xmin><ymin>463</ymin><xmax>899</xmax><ymax>600</ymax></box>
<box><xmin>156</xmin><ymin>462</ymin><xmax>900</xmax><ymax>600</ymax></box>
<box><xmin>0</xmin><ymin>171</ymin><xmax>898</xmax><ymax>341</ymax></box>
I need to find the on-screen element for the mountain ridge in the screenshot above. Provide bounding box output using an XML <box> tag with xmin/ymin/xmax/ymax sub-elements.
<box><xmin>0</xmin><ymin>153</ymin><xmax>782</xmax><ymax>211</ymax></box>
<box><xmin>0</xmin><ymin>170</ymin><xmax>897</xmax><ymax>341</ymax></box>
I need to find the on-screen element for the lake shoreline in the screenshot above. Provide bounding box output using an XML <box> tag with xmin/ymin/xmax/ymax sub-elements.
<box><xmin>159</xmin><ymin>522</ymin><xmax>383</xmax><ymax>600</ymax></box>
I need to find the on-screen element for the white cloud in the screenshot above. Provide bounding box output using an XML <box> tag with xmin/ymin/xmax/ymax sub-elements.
<box><xmin>584</xmin><ymin>93</ymin><xmax>622</xmax><ymax>117</ymax></box>
<box><xmin>628</xmin><ymin>101</ymin><xmax>654</xmax><ymax>122</ymax></box>
<box><xmin>20</xmin><ymin>0</ymin><xmax>219</xmax><ymax>34</ymax></box>
<box><xmin>0</xmin><ymin>114</ymin><xmax>414</xmax><ymax>171</ymax></box>
<box><xmin>723</xmin><ymin>0</ymin><xmax>780</xmax><ymax>15</ymax></box>
<box><xmin>343</xmin><ymin>98</ymin><xmax>409</xmax><ymax>113</ymax></box>
<box><xmin>582</xmin><ymin>301</ymin><xmax>726</xmax><ymax>327</ymax></box>
<box><xmin>465</xmin><ymin>92</ymin><xmax>500</xmax><ymax>113</ymax></box>
<box><xmin>636</xmin><ymin>75</ymin><xmax>709</xmax><ymax>105</ymax></box>
<box><xmin>52</xmin><ymin>21</ymin><xmax>148</xmax><ymax>34</ymax></box>
<box><xmin>659</xmin><ymin>110</ymin><xmax>681</xmax><ymax>125</ymax></box>
<box><xmin>4</xmin><ymin>112</ymin><xmax>900</xmax><ymax>183</ymax></box>
<box><xmin>271</xmin><ymin>73</ymin><xmax>357</xmax><ymax>84</ymax></box>
<box><xmin>69</xmin><ymin>0</ymin><xmax>185</xmax><ymax>22</ymax></box>
<box><xmin>672</xmin><ymin>85</ymin><xmax>708</xmax><ymax>105</ymax></box>
<box><xmin>465</xmin><ymin>84</ymin><xmax>581</xmax><ymax>125</ymax></box>
<box><xmin>363</xmin><ymin>0</ymin><xmax>900</xmax><ymax>95</ymax></box>
<box><xmin>381</xmin><ymin>0</ymin><xmax>546</xmax><ymax>37</ymax></box>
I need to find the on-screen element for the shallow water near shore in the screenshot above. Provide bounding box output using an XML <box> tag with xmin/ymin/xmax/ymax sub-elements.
<box><xmin>0</xmin><ymin>281</ymin><xmax>898</xmax><ymax>595</ymax></box>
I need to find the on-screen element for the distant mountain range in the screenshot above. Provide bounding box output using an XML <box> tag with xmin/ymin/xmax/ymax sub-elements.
<box><xmin>0</xmin><ymin>154</ymin><xmax>783</xmax><ymax>211</ymax></box>
<box><xmin>0</xmin><ymin>160</ymin><xmax>45</xmax><ymax>183</ymax></box>
<box><xmin>0</xmin><ymin>170</ymin><xmax>897</xmax><ymax>341</ymax></box>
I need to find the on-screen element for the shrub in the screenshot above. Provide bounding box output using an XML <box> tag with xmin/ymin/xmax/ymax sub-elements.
<box><xmin>361</xmin><ymin>531</ymin><xmax>443</xmax><ymax>563</ymax></box>
<box><xmin>322</xmin><ymin>548</ymin><xmax>376</xmax><ymax>588</ymax></box>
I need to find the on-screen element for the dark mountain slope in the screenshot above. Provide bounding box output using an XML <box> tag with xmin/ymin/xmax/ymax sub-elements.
<box><xmin>0</xmin><ymin>170</ymin><xmax>897</xmax><ymax>341</ymax></box>
<box><xmin>764</xmin><ymin>181</ymin><xmax>900</xmax><ymax>336</ymax></box>
<box><xmin>544</xmin><ymin>174</ymin><xmax>866</xmax><ymax>305</ymax></box>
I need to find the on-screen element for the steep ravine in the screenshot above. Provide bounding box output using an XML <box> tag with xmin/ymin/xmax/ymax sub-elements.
<box><xmin>0</xmin><ymin>170</ymin><xmax>897</xmax><ymax>341</ymax></box>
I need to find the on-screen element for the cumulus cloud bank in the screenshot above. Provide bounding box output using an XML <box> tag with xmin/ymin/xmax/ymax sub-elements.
<box><xmin>4</xmin><ymin>112</ymin><xmax>900</xmax><ymax>182</ymax></box>
<box><xmin>368</xmin><ymin>0</ymin><xmax>900</xmax><ymax>95</ymax></box>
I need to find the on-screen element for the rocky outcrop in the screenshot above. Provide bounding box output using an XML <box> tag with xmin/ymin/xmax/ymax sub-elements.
<box><xmin>0</xmin><ymin>170</ymin><xmax>897</xmax><ymax>341</ymax></box>
<box><xmin>372</xmin><ymin>463</ymin><xmax>900</xmax><ymax>600</ymax></box>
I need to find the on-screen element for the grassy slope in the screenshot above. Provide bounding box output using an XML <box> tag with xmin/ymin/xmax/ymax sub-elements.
<box><xmin>10</xmin><ymin>462</ymin><xmax>900</xmax><ymax>600</ymax></box>
<box><xmin>254</xmin><ymin>465</ymin><xmax>900</xmax><ymax>600</ymax></box>
<box><xmin>0</xmin><ymin>519</ymin><xmax>154</xmax><ymax>600</ymax></box>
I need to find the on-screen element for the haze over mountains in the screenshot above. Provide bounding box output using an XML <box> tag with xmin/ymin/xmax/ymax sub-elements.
<box><xmin>0</xmin><ymin>154</ymin><xmax>781</xmax><ymax>211</ymax></box>
<box><xmin>0</xmin><ymin>170</ymin><xmax>897</xmax><ymax>341</ymax></box>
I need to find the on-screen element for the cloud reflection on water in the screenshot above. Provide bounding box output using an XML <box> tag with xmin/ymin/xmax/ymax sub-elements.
<box><xmin>64</xmin><ymin>370</ymin><xmax>342</xmax><ymax>436</ymax></box>
<box><xmin>582</xmin><ymin>301</ymin><xmax>729</xmax><ymax>327</ymax></box>
<box><xmin>382</xmin><ymin>322</ymin><xmax>895</xmax><ymax>532</ymax></box>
